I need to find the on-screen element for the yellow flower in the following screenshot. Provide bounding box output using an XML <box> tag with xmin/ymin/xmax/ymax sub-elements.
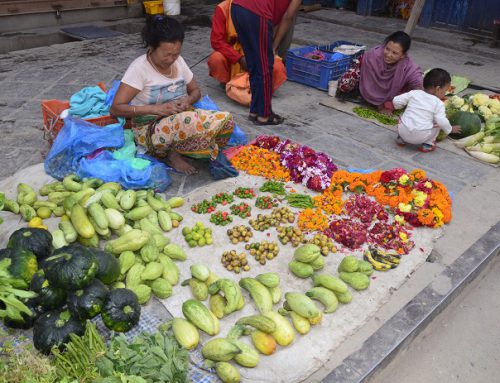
<box><xmin>412</xmin><ymin>190</ymin><xmax>428</xmax><ymax>207</ymax></box>
<box><xmin>399</xmin><ymin>232</ymin><xmax>408</xmax><ymax>243</ymax></box>
<box><xmin>395</xmin><ymin>215</ymin><xmax>405</xmax><ymax>224</ymax></box>
<box><xmin>424</xmin><ymin>181</ymin><xmax>432</xmax><ymax>189</ymax></box>
<box><xmin>399</xmin><ymin>174</ymin><xmax>409</xmax><ymax>185</ymax></box>
<box><xmin>398</xmin><ymin>202</ymin><xmax>412</xmax><ymax>213</ymax></box>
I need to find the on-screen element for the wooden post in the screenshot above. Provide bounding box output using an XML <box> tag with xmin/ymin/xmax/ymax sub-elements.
<box><xmin>404</xmin><ymin>0</ymin><xmax>426</xmax><ymax>36</ymax></box>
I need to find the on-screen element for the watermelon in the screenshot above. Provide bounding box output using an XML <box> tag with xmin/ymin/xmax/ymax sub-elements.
<box><xmin>449</xmin><ymin>111</ymin><xmax>481</xmax><ymax>139</ymax></box>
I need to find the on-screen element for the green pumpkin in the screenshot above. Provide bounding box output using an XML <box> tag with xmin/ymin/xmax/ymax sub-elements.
<box><xmin>7</xmin><ymin>228</ymin><xmax>53</xmax><ymax>261</ymax></box>
<box><xmin>44</xmin><ymin>244</ymin><xmax>97</xmax><ymax>290</ymax></box>
<box><xmin>101</xmin><ymin>288</ymin><xmax>141</xmax><ymax>332</ymax></box>
<box><xmin>33</xmin><ymin>309</ymin><xmax>84</xmax><ymax>354</ymax></box>
<box><xmin>67</xmin><ymin>279</ymin><xmax>109</xmax><ymax>320</ymax></box>
<box><xmin>448</xmin><ymin>110</ymin><xmax>482</xmax><ymax>139</ymax></box>
<box><xmin>30</xmin><ymin>270</ymin><xmax>67</xmax><ymax>310</ymax></box>
<box><xmin>0</xmin><ymin>247</ymin><xmax>38</xmax><ymax>284</ymax></box>
<box><xmin>91</xmin><ymin>249</ymin><xmax>120</xmax><ymax>285</ymax></box>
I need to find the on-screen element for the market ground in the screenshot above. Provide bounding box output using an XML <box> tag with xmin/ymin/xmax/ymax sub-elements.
<box><xmin>0</xmin><ymin>6</ymin><xmax>499</xmax><ymax>382</ymax></box>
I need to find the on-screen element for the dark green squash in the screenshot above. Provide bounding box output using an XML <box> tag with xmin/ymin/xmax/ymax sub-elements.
<box><xmin>67</xmin><ymin>279</ymin><xmax>109</xmax><ymax>320</ymax></box>
<box><xmin>101</xmin><ymin>288</ymin><xmax>140</xmax><ymax>332</ymax></box>
<box><xmin>91</xmin><ymin>249</ymin><xmax>120</xmax><ymax>285</ymax></box>
<box><xmin>0</xmin><ymin>247</ymin><xmax>38</xmax><ymax>284</ymax></box>
<box><xmin>33</xmin><ymin>309</ymin><xmax>84</xmax><ymax>354</ymax></box>
<box><xmin>7</xmin><ymin>228</ymin><xmax>53</xmax><ymax>261</ymax></box>
<box><xmin>44</xmin><ymin>244</ymin><xmax>97</xmax><ymax>290</ymax></box>
<box><xmin>449</xmin><ymin>110</ymin><xmax>482</xmax><ymax>139</ymax></box>
<box><xmin>3</xmin><ymin>298</ymin><xmax>44</xmax><ymax>329</ymax></box>
<box><xmin>30</xmin><ymin>270</ymin><xmax>67</xmax><ymax>310</ymax></box>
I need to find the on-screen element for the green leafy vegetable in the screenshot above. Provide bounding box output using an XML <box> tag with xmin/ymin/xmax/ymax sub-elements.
<box><xmin>353</xmin><ymin>106</ymin><xmax>401</xmax><ymax>125</ymax></box>
<box><xmin>99</xmin><ymin>327</ymin><xmax>189</xmax><ymax>383</ymax></box>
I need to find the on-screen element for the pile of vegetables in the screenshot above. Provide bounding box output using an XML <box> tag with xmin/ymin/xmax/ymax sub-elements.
<box><xmin>0</xmin><ymin>175</ymin><xmax>187</xmax><ymax>306</ymax></box>
<box><xmin>448</xmin><ymin>93</ymin><xmax>500</xmax><ymax>122</ymax></box>
<box><xmin>453</xmin><ymin>116</ymin><xmax>500</xmax><ymax>164</ymax></box>
<box><xmin>0</xmin><ymin>226</ymin><xmax>141</xmax><ymax>353</ymax></box>
<box><xmin>0</xmin><ymin>175</ymin><xmax>192</xmax><ymax>356</ymax></box>
<box><xmin>1</xmin><ymin>319</ymin><xmax>190</xmax><ymax>383</ymax></box>
<box><xmin>444</xmin><ymin>93</ymin><xmax>500</xmax><ymax>164</ymax></box>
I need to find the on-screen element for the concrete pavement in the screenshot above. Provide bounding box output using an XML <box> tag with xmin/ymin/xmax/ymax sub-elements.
<box><xmin>0</xmin><ymin>6</ymin><xmax>499</xmax><ymax>382</ymax></box>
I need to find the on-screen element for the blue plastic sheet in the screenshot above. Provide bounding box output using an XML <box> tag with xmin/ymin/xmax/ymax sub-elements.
<box><xmin>45</xmin><ymin>117</ymin><xmax>172</xmax><ymax>191</ymax></box>
<box><xmin>193</xmin><ymin>95</ymin><xmax>248</xmax><ymax>146</ymax></box>
<box><xmin>78</xmin><ymin>151</ymin><xmax>172</xmax><ymax>191</ymax></box>
<box><xmin>45</xmin><ymin>117</ymin><xmax>125</xmax><ymax>180</ymax></box>
<box><xmin>105</xmin><ymin>80</ymin><xmax>121</xmax><ymax>107</ymax></box>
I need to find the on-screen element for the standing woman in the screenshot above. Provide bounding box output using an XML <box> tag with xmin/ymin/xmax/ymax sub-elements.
<box><xmin>336</xmin><ymin>31</ymin><xmax>423</xmax><ymax>114</ymax></box>
<box><xmin>111</xmin><ymin>16</ymin><xmax>236</xmax><ymax>176</ymax></box>
<box><xmin>231</xmin><ymin>0</ymin><xmax>302</xmax><ymax>126</ymax></box>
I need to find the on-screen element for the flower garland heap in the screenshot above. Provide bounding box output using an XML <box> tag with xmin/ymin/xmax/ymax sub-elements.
<box><xmin>252</xmin><ymin>135</ymin><xmax>338</xmax><ymax>191</ymax></box>
<box><xmin>230</xmin><ymin>137</ymin><xmax>452</xmax><ymax>254</ymax></box>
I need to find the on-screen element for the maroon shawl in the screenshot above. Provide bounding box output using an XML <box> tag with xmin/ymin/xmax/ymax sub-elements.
<box><xmin>359</xmin><ymin>45</ymin><xmax>423</xmax><ymax>106</ymax></box>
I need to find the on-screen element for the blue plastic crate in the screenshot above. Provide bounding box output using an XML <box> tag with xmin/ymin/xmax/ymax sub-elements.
<box><xmin>285</xmin><ymin>40</ymin><xmax>364</xmax><ymax>91</ymax></box>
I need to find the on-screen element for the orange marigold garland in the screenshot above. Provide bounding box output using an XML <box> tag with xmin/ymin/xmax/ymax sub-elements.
<box><xmin>230</xmin><ymin>146</ymin><xmax>291</xmax><ymax>181</ymax></box>
<box><xmin>297</xmin><ymin>208</ymin><xmax>329</xmax><ymax>232</ymax></box>
<box><xmin>230</xmin><ymin>141</ymin><xmax>452</xmax><ymax>229</ymax></box>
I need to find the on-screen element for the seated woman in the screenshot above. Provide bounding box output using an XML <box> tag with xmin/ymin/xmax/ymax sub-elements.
<box><xmin>110</xmin><ymin>15</ymin><xmax>235</xmax><ymax>175</ymax></box>
<box><xmin>336</xmin><ymin>31</ymin><xmax>423</xmax><ymax>114</ymax></box>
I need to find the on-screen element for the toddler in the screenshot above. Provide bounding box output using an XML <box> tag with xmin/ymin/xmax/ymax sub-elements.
<box><xmin>393</xmin><ymin>68</ymin><xmax>461</xmax><ymax>152</ymax></box>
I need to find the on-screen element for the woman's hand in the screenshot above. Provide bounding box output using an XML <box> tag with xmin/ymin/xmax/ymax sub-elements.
<box><xmin>152</xmin><ymin>101</ymin><xmax>183</xmax><ymax>116</ymax></box>
<box><xmin>174</xmin><ymin>96</ymin><xmax>192</xmax><ymax>112</ymax></box>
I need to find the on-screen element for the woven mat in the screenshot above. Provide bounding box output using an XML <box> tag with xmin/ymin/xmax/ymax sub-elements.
<box><xmin>319</xmin><ymin>96</ymin><xmax>498</xmax><ymax>168</ymax></box>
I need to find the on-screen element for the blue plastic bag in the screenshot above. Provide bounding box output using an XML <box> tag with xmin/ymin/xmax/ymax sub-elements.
<box><xmin>105</xmin><ymin>80</ymin><xmax>121</xmax><ymax>107</ymax></box>
<box><xmin>78</xmin><ymin>151</ymin><xmax>172</xmax><ymax>192</ymax></box>
<box><xmin>44</xmin><ymin>117</ymin><xmax>172</xmax><ymax>191</ymax></box>
<box><xmin>45</xmin><ymin>117</ymin><xmax>125</xmax><ymax>180</ymax></box>
<box><xmin>208</xmin><ymin>151</ymin><xmax>239</xmax><ymax>180</ymax></box>
<box><xmin>193</xmin><ymin>95</ymin><xmax>248</xmax><ymax>146</ymax></box>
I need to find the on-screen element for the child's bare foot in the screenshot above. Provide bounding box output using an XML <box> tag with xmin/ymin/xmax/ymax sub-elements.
<box><xmin>166</xmin><ymin>151</ymin><xmax>197</xmax><ymax>174</ymax></box>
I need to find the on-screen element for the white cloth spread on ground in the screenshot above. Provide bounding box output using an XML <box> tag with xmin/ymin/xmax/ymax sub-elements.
<box><xmin>0</xmin><ymin>164</ymin><xmax>440</xmax><ymax>383</ymax></box>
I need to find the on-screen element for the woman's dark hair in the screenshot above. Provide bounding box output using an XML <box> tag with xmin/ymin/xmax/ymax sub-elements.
<box><xmin>384</xmin><ymin>31</ymin><xmax>411</xmax><ymax>53</ymax></box>
<box><xmin>142</xmin><ymin>15</ymin><xmax>185</xmax><ymax>49</ymax></box>
<box><xmin>423</xmin><ymin>68</ymin><xmax>451</xmax><ymax>89</ymax></box>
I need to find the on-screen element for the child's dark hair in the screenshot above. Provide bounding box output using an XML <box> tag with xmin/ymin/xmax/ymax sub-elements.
<box><xmin>423</xmin><ymin>68</ymin><xmax>451</xmax><ymax>89</ymax></box>
<box><xmin>142</xmin><ymin>15</ymin><xmax>185</xmax><ymax>49</ymax></box>
<box><xmin>384</xmin><ymin>31</ymin><xmax>411</xmax><ymax>53</ymax></box>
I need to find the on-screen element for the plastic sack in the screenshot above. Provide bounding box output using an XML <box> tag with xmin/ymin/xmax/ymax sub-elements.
<box><xmin>208</xmin><ymin>150</ymin><xmax>239</xmax><ymax>180</ymax></box>
<box><xmin>226</xmin><ymin>73</ymin><xmax>251</xmax><ymax>107</ymax></box>
<box><xmin>78</xmin><ymin>151</ymin><xmax>172</xmax><ymax>192</ymax></box>
<box><xmin>105</xmin><ymin>80</ymin><xmax>121</xmax><ymax>107</ymax></box>
<box><xmin>45</xmin><ymin>117</ymin><xmax>125</xmax><ymax>180</ymax></box>
<box><xmin>193</xmin><ymin>95</ymin><xmax>248</xmax><ymax>146</ymax></box>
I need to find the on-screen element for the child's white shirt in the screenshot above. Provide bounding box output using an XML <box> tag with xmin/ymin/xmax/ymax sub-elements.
<box><xmin>393</xmin><ymin>90</ymin><xmax>452</xmax><ymax>135</ymax></box>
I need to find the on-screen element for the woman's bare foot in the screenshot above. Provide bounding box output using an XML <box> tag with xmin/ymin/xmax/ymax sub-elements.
<box><xmin>166</xmin><ymin>150</ymin><xmax>197</xmax><ymax>174</ymax></box>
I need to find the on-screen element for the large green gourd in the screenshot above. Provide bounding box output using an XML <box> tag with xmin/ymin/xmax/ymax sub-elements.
<box><xmin>449</xmin><ymin>111</ymin><xmax>481</xmax><ymax>139</ymax></box>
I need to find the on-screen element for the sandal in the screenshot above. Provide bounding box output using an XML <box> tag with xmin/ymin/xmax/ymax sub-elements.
<box><xmin>248</xmin><ymin>113</ymin><xmax>257</xmax><ymax>122</ymax></box>
<box><xmin>395</xmin><ymin>136</ymin><xmax>406</xmax><ymax>147</ymax></box>
<box><xmin>253</xmin><ymin>113</ymin><xmax>285</xmax><ymax>126</ymax></box>
<box><xmin>419</xmin><ymin>142</ymin><xmax>436</xmax><ymax>152</ymax></box>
